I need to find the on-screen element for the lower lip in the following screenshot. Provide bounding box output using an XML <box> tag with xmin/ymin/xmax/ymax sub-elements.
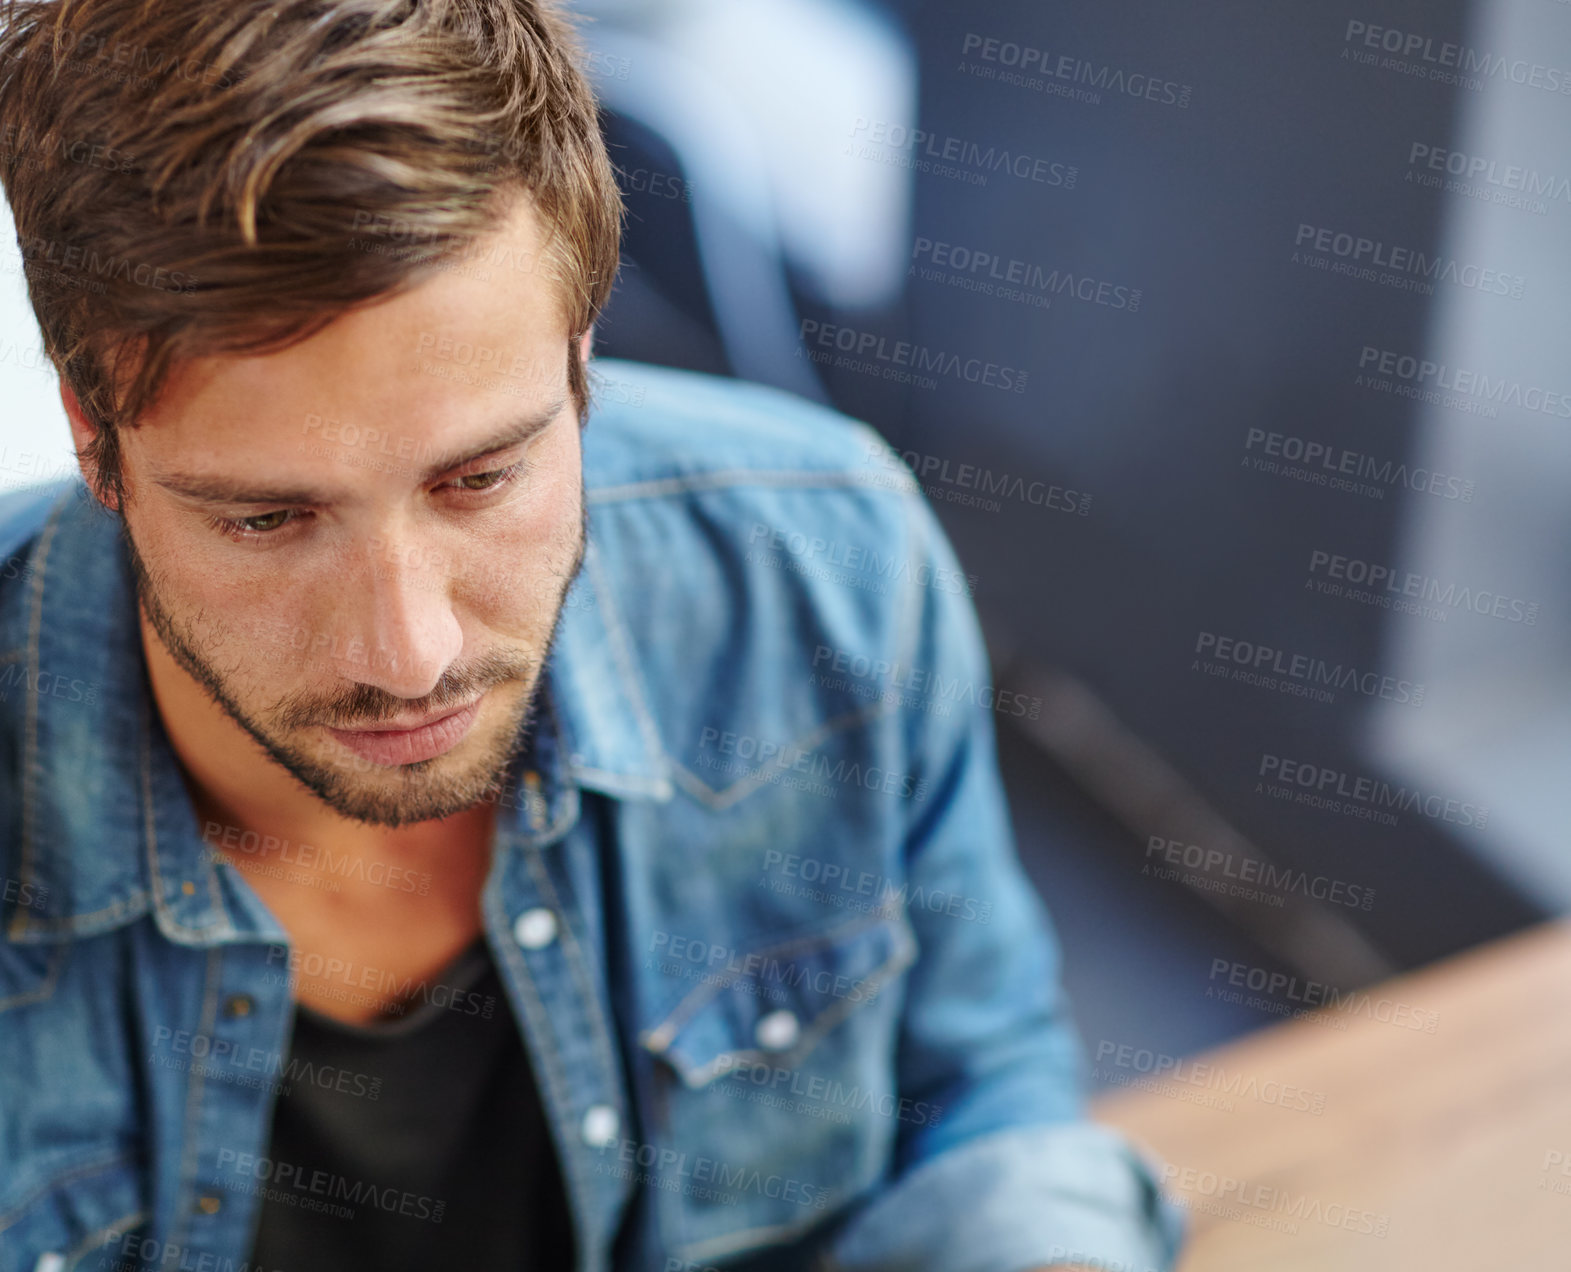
<box><xmin>326</xmin><ymin>700</ymin><xmax>482</xmax><ymax>766</ymax></box>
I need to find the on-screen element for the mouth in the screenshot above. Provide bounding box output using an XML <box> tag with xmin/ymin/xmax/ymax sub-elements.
<box><xmin>324</xmin><ymin>696</ymin><xmax>484</xmax><ymax>767</ymax></box>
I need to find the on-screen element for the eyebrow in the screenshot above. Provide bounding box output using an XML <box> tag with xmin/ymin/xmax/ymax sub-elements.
<box><xmin>151</xmin><ymin>396</ymin><xmax>568</xmax><ymax>507</ymax></box>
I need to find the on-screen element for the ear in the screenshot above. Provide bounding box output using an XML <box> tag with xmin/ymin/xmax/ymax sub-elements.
<box><xmin>578</xmin><ymin>326</ymin><xmax>593</xmax><ymax>364</ymax></box>
<box><xmin>59</xmin><ymin>382</ymin><xmax>117</xmax><ymax>511</ymax></box>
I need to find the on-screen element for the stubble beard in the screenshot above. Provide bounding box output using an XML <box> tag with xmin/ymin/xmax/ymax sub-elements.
<box><xmin>120</xmin><ymin>506</ymin><xmax>587</xmax><ymax>829</ymax></box>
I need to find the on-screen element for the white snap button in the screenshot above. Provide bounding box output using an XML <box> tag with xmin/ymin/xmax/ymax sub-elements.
<box><xmin>755</xmin><ymin>1008</ymin><xmax>800</xmax><ymax>1051</ymax></box>
<box><xmin>581</xmin><ymin>1103</ymin><xmax>620</xmax><ymax>1147</ymax></box>
<box><xmin>513</xmin><ymin>908</ymin><xmax>559</xmax><ymax>949</ymax></box>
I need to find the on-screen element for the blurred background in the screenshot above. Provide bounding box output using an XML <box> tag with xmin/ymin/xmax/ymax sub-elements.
<box><xmin>2</xmin><ymin>0</ymin><xmax>1564</xmax><ymax>1075</ymax></box>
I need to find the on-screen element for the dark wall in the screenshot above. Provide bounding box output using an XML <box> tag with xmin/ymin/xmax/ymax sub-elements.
<box><xmin>593</xmin><ymin>0</ymin><xmax>1546</xmax><ymax>977</ymax></box>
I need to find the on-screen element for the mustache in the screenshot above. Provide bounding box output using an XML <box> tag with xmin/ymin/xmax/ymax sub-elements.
<box><xmin>272</xmin><ymin>648</ymin><xmax>534</xmax><ymax>732</ymax></box>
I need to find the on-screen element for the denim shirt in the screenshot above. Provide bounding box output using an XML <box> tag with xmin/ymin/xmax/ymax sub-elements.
<box><xmin>0</xmin><ymin>359</ymin><xmax>1186</xmax><ymax>1272</ymax></box>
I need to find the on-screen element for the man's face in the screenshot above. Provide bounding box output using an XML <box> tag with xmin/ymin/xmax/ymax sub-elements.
<box><xmin>94</xmin><ymin>193</ymin><xmax>586</xmax><ymax>828</ymax></box>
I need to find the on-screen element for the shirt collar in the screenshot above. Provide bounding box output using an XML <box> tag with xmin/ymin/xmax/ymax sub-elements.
<box><xmin>4</xmin><ymin>481</ymin><xmax>671</xmax><ymax>943</ymax></box>
<box><xmin>550</xmin><ymin>535</ymin><xmax>675</xmax><ymax>803</ymax></box>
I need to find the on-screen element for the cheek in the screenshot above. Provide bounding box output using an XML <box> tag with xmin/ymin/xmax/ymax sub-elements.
<box><xmin>132</xmin><ymin>512</ymin><xmax>256</xmax><ymax>618</ymax></box>
<box><xmin>524</xmin><ymin>422</ymin><xmax>583</xmax><ymax>550</ymax></box>
<box><xmin>531</xmin><ymin>418</ymin><xmax>583</xmax><ymax>516</ymax></box>
<box><xmin>134</xmin><ymin>511</ymin><xmax>331</xmax><ymax>667</ymax></box>
<box><xmin>513</xmin><ymin>455</ymin><xmax>580</xmax><ymax>545</ymax></box>
<box><xmin>463</xmin><ymin>437</ymin><xmax>582</xmax><ymax>616</ymax></box>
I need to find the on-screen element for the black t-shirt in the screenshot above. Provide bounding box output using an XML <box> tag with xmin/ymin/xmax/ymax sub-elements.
<box><xmin>247</xmin><ymin>935</ymin><xmax>576</xmax><ymax>1271</ymax></box>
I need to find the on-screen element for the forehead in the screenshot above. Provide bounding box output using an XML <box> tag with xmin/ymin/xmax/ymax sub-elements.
<box><xmin>126</xmin><ymin>194</ymin><xmax>571</xmax><ymax>475</ymax></box>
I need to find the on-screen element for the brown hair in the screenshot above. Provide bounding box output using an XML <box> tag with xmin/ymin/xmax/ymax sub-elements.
<box><xmin>0</xmin><ymin>0</ymin><xmax>622</xmax><ymax>508</ymax></box>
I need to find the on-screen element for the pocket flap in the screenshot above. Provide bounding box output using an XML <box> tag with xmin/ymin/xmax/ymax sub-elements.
<box><xmin>637</xmin><ymin>908</ymin><xmax>917</xmax><ymax>1089</ymax></box>
<box><xmin>0</xmin><ymin>1151</ymin><xmax>144</xmax><ymax>1272</ymax></box>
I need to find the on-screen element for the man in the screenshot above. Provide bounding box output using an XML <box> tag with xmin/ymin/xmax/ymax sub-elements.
<box><xmin>0</xmin><ymin>1</ymin><xmax>1185</xmax><ymax>1270</ymax></box>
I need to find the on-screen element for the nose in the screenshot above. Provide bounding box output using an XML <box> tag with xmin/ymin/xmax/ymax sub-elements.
<box><xmin>329</xmin><ymin>532</ymin><xmax>464</xmax><ymax>699</ymax></box>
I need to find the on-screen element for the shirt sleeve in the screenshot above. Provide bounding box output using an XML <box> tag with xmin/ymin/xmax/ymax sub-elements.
<box><xmin>817</xmin><ymin>486</ymin><xmax>1188</xmax><ymax>1272</ymax></box>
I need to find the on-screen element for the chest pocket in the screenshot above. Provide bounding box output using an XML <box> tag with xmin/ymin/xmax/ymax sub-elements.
<box><xmin>633</xmin><ymin>907</ymin><xmax>918</xmax><ymax>1265</ymax></box>
<box><xmin>0</xmin><ymin>939</ymin><xmax>63</xmax><ymax>1013</ymax></box>
<box><xmin>0</xmin><ymin>1152</ymin><xmax>146</xmax><ymax>1272</ymax></box>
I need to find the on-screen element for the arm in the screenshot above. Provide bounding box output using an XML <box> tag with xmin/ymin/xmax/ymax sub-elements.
<box><xmin>816</xmin><ymin>491</ymin><xmax>1187</xmax><ymax>1272</ymax></box>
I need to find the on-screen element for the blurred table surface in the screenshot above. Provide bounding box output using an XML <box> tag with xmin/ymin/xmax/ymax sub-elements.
<box><xmin>1092</xmin><ymin>917</ymin><xmax>1571</xmax><ymax>1271</ymax></box>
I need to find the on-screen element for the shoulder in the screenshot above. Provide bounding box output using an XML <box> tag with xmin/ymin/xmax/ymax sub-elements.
<box><xmin>578</xmin><ymin>360</ymin><xmax>950</xmax><ymax>615</ymax></box>
<box><xmin>0</xmin><ymin>480</ymin><xmax>77</xmax><ymax>907</ymax></box>
<box><xmin>579</xmin><ymin>359</ymin><xmax>959</xmax><ymax>673</ymax></box>
<box><xmin>582</xmin><ymin>357</ymin><xmax>917</xmax><ymax>493</ymax></box>
<box><xmin>0</xmin><ymin>479</ymin><xmax>72</xmax><ymax>557</ymax></box>
<box><xmin>572</xmin><ymin>362</ymin><xmax>985</xmax><ymax>795</ymax></box>
<box><xmin>0</xmin><ymin>478</ymin><xmax>77</xmax><ymax>654</ymax></box>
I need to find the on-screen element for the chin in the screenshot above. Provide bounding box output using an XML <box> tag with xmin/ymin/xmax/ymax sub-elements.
<box><xmin>276</xmin><ymin>693</ymin><xmax>535</xmax><ymax>827</ymax></box>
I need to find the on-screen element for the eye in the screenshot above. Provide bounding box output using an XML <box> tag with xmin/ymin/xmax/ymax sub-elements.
<box><xmin>236</xmin><ymin>509</ymin><xmax>294</xmax><ymax>532</ymax></box>
<box><xmin>440</xmin><ymin>458</ymin><xmax>533</xmax><ymax>495</ymax></box>
<box><xmin>208</xmin><ymin>508</ymin><xmax>302</xmax><ymax>539</ymax></box>
<box><xmin>204</xmin><ymin>457</ymin><xmax>535</xmax><ymax>544</ymax></box>
<box><xmin>447</xmin><ymin>465</ymin><xmax>517</xmax><ymax>492</ymax></box>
